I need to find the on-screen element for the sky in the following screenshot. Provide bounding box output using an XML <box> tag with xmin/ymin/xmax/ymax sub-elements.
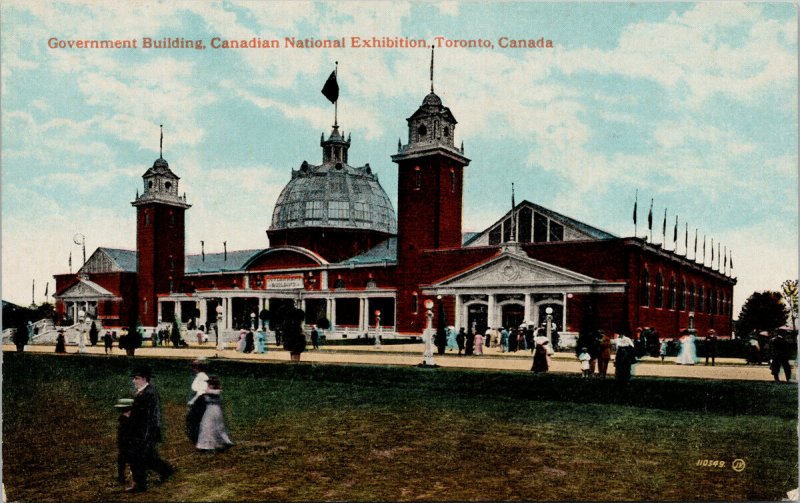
<box><xmin>1</xmin><ymin>1</ymin><xmax>797</xmax><ymax>318</ymax></box>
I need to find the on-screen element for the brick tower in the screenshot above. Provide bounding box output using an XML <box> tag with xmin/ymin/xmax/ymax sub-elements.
<box><xmin>131</xmin><ymin>126</ymin><xmax>191</xmax><ymax>327</ymax></box>
<box><xmin>391</xmin><ymin>53</ymin><xmax>470</xmax><ymax>332</ymax></box>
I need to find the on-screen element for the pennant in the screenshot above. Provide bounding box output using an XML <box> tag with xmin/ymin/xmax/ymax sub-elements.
<box><xmin>694</xmin><ymin>229</ymin><xmax>698</xmax><ymax>256</ymax></box>
<box><xmin>321</xmin><ymin>70</ymin><xmax>339</xmax><ymax>104</ymax></box>
<box><xmin>662</xmin><ymin>208</ymin><xmax>667</xmax><ymax>240</ymax></box>
<box><xmin>633</xmin><ymin>190</ymin><xmax>638</xmax><ymax>225</ymax></box>
<box><xmin>44</xmin><ymin>282</ymin><xmax>49</xmax><ymax>298</ymax></box>
<box><xmin>647</xmin><ymin>199</ymin><xmax>653</xmax><ymax>230</ymax></box>
<box><xmin>684</xmin><ymin>223</ymin><xmax>688</xmax><ymax>252</ymax></box>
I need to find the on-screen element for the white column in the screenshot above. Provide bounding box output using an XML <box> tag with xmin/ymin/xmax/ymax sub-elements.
<box><xmin>244</xmin><ymin>275</ymin><xmax>250</xmax><ymax>289</ymax></box>
<box><xmin>320</xmin><ymin>271</ymin><xmax>329</xmax><ymax>290</ymax></box>
<box><xmin>533</xmin><ymin>303</ymin><xmax>540</xmax><ymax>328</ymax></box>
<box><xmin>358</xmin><ymin>297</ymin><xmax>366</xmax><ymax>332</ymax></box>
<box><xmin>326</xmin><ymin>297</ymin><xmax>333</xmax><ymax>325</ymax></box>
<box><xmin>330</xmin><ymin>298</ymin><xmax>337</xmax><ymax>328</ymax></box>
<box><xmin>488</xmin><ymin>294</ymin><xmax>496</xmax><ymax>328</ymax></box>
<box><xmin>198</xmin><ymin>301</ymin><xmax>207</xmax><ymax>328</ymax></box>
<box><xmin>157</xmin><ymin>301</ymin><xmax>163</xmax><ymax>324</ymax></box>
<box><xmin>524</xmin><ymin>293</ymin><xmax>532</xmax><ymax>324</ymax></box>
<box><xmin>562</xmin><ymin>293</ymin><xmax>568</xmax><ymax>330</ymax></box>
<box><xmin>225</xmin><ymin>297</ymin><xmax>232</xmax><ymax>330</ymax></box>
<box><xmin>454</xmin><ymin>294</ymin><xmax>462</xmax><ymax>330</ymax></box>
<box><xmin>72</xmin><ymin>303</ymin><xmax>78</xmax><ymax>323</ymax></box>
<box><xmin>175</xmin><ymin>301</ymin><xmax>182</xmax><ymax>323</ymax></box>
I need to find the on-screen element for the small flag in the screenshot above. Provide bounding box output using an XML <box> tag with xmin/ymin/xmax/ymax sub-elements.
<box><xmin>633</xmin><ymin>190</ymin><xmax>638</xmax><ymax>225</ymax></box>
<box><xmin>684</xmin><ymin>223</ymin><xmax>688</xmax><ymax>252</ymax></box>
<box><xmin>694</xmin><ymin>229</ymin><xmax>698</xmax><ymax>256</ymax></box>
<box><xmin>44</xmin><ymin>282</ymin><xmax>49</xmax><ymax>298</ymax></box>
<box><xmin>662</xmin><ymin>208</ymin><xmax>667</xmax><ymax>242</ymax></box>
<box><xmin>673</xmin><ymin>215</ymin><xmax>678</xmax><ymax>244</ymax></box>
<box><xmin>69</xmin><ymin>251</ymin><xmax>72</xmax><ymax>271</ymax></box>
<box><xmin>703</xmin><ymin>236</ymin><xmax>706</xmax><ymax>262</ymax></box>
<box><xmin>730</xmin><ymin>252</ymin><xmax>733</xmax><ymax>269</ymax></box>
<box><xmin>321</xmin><ymin>70</ymin><xmax>339</xmax><ymax>104</ymax></box>
<box><xmin>711</xmin><ymin>238</ymin><xmax>714</xmax><ymax>264</ymax></box>
<box><xmin>647</xmin><ymin>199</ymin><xmax>653</xmax><ymax>230</ymax></box>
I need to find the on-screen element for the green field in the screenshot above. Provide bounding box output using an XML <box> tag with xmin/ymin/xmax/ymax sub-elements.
<box><xmin>3</xmin><ymin>353</ymin><xmax>797</xmax><ymax>501</ymax></box>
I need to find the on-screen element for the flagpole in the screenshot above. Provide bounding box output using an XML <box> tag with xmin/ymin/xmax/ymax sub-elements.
<box><xmin>334</xmin><ymin>61</ymin><xmax>338</xmax><ymax>127</ymax></box>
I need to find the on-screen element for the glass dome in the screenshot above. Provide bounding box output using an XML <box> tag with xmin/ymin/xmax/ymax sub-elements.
<box><xmin>270</xmin><ymin>144</ymin><xmax>396</xmax><ymax>235</ymax></box>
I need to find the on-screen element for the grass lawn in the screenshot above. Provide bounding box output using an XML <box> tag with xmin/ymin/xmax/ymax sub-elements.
<box><xmin>3</xmin><ymin>353</ymin><xmax>797</xmax><ymax>501</ymax></box>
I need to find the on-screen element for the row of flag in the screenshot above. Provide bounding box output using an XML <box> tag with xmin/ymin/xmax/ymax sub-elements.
<box><xmin>633</xmin><ymin>190</ymin><xmax>733</xmax><ymax>276</ymax></box>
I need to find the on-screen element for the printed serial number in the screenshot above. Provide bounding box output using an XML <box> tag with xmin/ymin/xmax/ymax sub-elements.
<box><xmin>696</xmin><ymin>459</ymin><xmax>726</xmax><ymax>468</ymax></box>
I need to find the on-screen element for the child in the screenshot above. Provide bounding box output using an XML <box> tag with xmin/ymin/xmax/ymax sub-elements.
<box><xmin>578</xmin><ymin>347</ymin><xmax>591</xmax><ymax>377</ymax></box>
<box><xmin>115</xmin><ymin>398</ymin><xmax>135</xmax><ymax>484</ymax></box>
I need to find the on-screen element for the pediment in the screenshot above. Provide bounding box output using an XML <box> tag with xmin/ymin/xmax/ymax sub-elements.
<box><xmin>59</xmin><ymin>279</ymin><xmax>114</xmax><ymax>299</ymax></box>
<box><xmin>435</xmin><ymin>251</ymin><xmax>600</xmax><ymax>289</ymax></box>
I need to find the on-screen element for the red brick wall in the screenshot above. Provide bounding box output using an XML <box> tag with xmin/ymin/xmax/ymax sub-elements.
<box><xmin>266</xmin><ymin>228</ymin><xmax>393</xmax><ymax>263</ymax></box>
<box><xmin>137</xmin><ymin>204</ymin><xmax>186</xmax><ymax>326</ymax></box>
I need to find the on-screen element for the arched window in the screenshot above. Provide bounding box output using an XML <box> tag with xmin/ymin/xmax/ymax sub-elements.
<box><xmin>414</xmin><ymin>166</ymin><xmax>421</xmax><ymax>189</ymax></box>
<box><xmin>417</xmin><ymin>124</ymin><xmax>427</xmax><ymax>140</ymax></box>
<box><xmin>640</xmin><ymin>269</ymin><xmax>650</xmax><ymax>307</ymax></box>
<box><xmin>450</xmin><ymin>169</ymin><xmax>455</xmax><ymax>193</ymax></box>
<box><xmin>655</xmin><ymin>273</ymin><xmax>664</xmax><ymax>308</ymax></box>
<box><xmin>668</xmin><ymin>277</ymin><xmax>676</xmax><ymax>309</ymax></box>
<box><xmin>679</xmin><ymin>279</ymin><xmax>687</xmax><ymax>311</ymax></box>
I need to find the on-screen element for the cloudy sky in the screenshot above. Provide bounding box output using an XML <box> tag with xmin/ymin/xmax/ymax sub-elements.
<box><xmin>1</xmin><ymin>1</ymin><xmax>796</xmax><ymax>317</ymax></box>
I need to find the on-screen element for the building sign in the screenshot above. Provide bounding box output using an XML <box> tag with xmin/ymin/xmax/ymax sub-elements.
<box><xmin>266</xmin><ymin>275</ymin><xmax>304</xmax><ymax>290</ymax></box>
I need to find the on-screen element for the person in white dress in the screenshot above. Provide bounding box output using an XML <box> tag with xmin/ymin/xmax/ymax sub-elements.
<box><xmin>676</xmin><ymin>330</ymin><xmax>697</xmax><ymax>365</ymax></box>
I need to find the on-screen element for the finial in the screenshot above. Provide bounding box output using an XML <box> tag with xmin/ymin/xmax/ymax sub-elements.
<box><xmin>398</xmin><ymin>138</ymin><xmax>402</xmax><ymax>151</ymax></box>
<box><xmin>430</xmin><ymin>47</ymin><xmax>435</xmax><ymax>93</ymax></box>
<box><xmin>159</xmin><ymin>124</ymin><xmax>163</xmax><ymax>159</ymax></box>
<box><xmin>460</xmin><ymin>140</ymin><xmax>464</xmax><ymax>153</ymax></box>
<box><xmin>136</xmin><ymin>188</ymin><xmax>139</xmax><ymax>198</ymax></box>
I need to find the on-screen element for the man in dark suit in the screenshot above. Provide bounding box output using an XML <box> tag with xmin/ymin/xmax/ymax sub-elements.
<box><xmin>127</xmin><ymin>365</ymin><xmax>174</xmax><ymax>493</ymax></box>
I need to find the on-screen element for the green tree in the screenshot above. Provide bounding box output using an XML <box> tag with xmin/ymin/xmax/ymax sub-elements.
<box><xmin>736</xmin><ymin>291</ymin><xmax>788</xmax><ymax>338</ymax></box>
<box><xmin>171</xmin><ymin>319</ymin><xmax>182</xmax><ymax>347</ymax></box>
<box><xmin>781</xmin><ymin>279</ymin><xmax>798</xmax><ymax>332</ymax></box>
<box><xmin>88</xmin><ymin>321</ymin><xmax>99</xmax><ymax>346</ymax></box>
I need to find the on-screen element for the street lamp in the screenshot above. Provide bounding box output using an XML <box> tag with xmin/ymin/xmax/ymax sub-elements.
<box><xmin>77</xmin><ymin>309</ymin><xmax>88</xmax><ymax>353</ymax></box>
<box><xmin>374</xmin><ymin>309</ymin><xmax>382</xmax><ymax>349</ymax></box>
<box><xmin>422</xmin><ymin>299</ymin><xmax>435</xmax><ymax>366</ymax></box>
<box><xmin>216</xmin><ymin>304</ymin><xmax>224</xmax><ymax>351</ymax></box>
<box><xmin>545</xmin><ymin>306</ymin><xmax>553</xmax><ymax>346</ymax></box>
<box><xmin>250</xmin><ymin>312</ymin><xmax>256</xmax><ymax>331</ymax></box>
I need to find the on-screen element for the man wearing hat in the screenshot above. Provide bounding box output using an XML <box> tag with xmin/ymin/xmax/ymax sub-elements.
<box><xmin>127</xmin><ymin>365</ymin><xmax>174</xmax><ymax>493</ymax></box>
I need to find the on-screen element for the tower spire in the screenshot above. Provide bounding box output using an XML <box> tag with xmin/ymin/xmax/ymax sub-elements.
<box><xmin>159</xmin><ymin>124</ymin><xmax>163</xmax><ymax>159</ymax></box>
<box><xmin>430</xmin><ymin>47</ymin><xmax>435</xmax><ymax>93</ymax></box>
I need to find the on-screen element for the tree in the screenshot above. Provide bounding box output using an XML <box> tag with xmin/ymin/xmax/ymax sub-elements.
<box><xmin>259</xmin><ymin>309</ymin><xmax>270</xmax><ymax>331</ymax></box>
<box><xmin>781</xmin><ymin>280</ymin><xmax>798</xmax><ymax>332</ymax></box>
<box><xmin>171</xmin><ymin>319</ymin><xmax>182</xmax><ymax>347</ymax></box>
<box><xmin>282</xmin><ymin>307</ymin><xmax>306</xmax><ymax>361</ymax></box>
<box><xmin>122</xmin><ymin>317</ymin><xmax>142</xmax><ymax>356</ymax></box>
<box><xmin>736</xmin><ymin>291</ymin><xmax>788</xmax><ymax>338</ymax></box>
<box><xmin>89</xmin><ymin>321</ymin><xmax>99</xmax><ymax>346</ymax></box>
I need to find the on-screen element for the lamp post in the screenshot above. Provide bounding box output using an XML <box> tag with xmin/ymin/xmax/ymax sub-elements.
<box><xmin>250</xmin><ymin>312</ymin><xmax>256</xmax><ymax>331</ymax></box>
<box><xmin>374</xmin><ymin>310</ymin><xmax>382</xmax><ymax>349</ymax></box>
<box><xmin>422</xmin><ymin>299</ymin><xmax>435</xmax><ymax>366</ymax></box>
<box><xmin>545</xmin><ymin>306</ymin><xmax>553</xmax><ymax>347</ymax></box>
<box><xmin>77</xmin><ymin>309</ymin><xmax>88</xmax><ymax>353</ymax></box>
<box><xmin>216</xmin><ymin>304</ymin><xmax>224</xmax><ymax>351</ymax></box>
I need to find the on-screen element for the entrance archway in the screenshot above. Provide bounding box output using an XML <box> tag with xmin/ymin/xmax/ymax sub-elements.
<box><xmin>501</xmin><ymin>303</ymin><xmax>524</xmax><ymax>330</ymax></box>
<box><xmin>466</xmin><ymin>303</ymin><xmax>488</xmax><ymax>335</ymax></box>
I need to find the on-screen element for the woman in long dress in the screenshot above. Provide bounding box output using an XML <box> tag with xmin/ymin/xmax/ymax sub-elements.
<box><xmin>676</xmin><ymin>330</ymin><xmax>697</xmax><ymax>365</ymax></box>
<box><xmin>255</xmin><ymin>330</ymin><xmax>267</xmax><ymax>353</ymax></box>
<box><xmin>446</xmin><ymin>326</ymin><xmax>458</xmax><ymax>351</ymax></box>
<box><xmin>473</xmin><ymin>332</ymin><xmax>484</xmax><ymax>355</ymax></box>
<box><xmin>196</xmin><ymin>376</ymin><xmax>234</xmax><ymax>452</ymax></box>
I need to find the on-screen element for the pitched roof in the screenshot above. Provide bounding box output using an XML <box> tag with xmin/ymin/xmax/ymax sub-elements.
<box><xmin>339</xmin><ymin>237</ymin><xmax>397</xmax><ymax>265</ymax></box>
<box><xmin>185</xmin><ymin>249</ymin><xmax>263</xmax><ymax>274</ymax></box>
<box><xmin>101</xmin><ymin>248</ymin><xmax>138</xmax><ymax>272</ymax></box>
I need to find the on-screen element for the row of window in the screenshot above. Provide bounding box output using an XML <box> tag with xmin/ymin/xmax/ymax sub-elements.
<box><xmin>640</xmin><ymin>270</ymin><xmax>732</xmax><ymax>316</ymax></box>
<box><xmin>488</xmin><ymin>208</ymin><xmax>565</xmax><ymax>245</ymax></box>
<box><xmin>278</xmin><ymin>201</ymin><xmax>393</xmax><ymax>226</ymax></box>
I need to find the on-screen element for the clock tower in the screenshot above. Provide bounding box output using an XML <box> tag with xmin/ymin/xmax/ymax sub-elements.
<box><xmin>131</xmin><ymin>126</ymin><xmax>191</xmax><ymax>326</ymax></box>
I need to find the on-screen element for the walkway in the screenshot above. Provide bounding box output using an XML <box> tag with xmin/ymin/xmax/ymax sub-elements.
<box><xmin>5</xmin><ymin>342</ymin><xmax>790</xmax><ymax>382</ymax></box>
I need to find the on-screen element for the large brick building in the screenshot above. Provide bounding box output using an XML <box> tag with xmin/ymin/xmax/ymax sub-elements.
<box><xmin>54</xmin><ymin>80</ymin><xmax>735</xmax><ymax>342</ymax></box>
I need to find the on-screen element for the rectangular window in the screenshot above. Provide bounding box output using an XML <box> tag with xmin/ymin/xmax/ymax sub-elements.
<box><xmin>305</xmin><ymin>201</ymin><xmax>323</xmax><ymax>223</ymax></box>
<box><xmin>353</xmin><ymin>202</ymin><xmax>372</xmax><ymax>222</ymax></box>
<box><xmin>518</xmin><ymin>207</ymin><xmax>532</xmax><ymax>243</ymax></box>
<box><xmin>502</xmin><ymin>217</ymin><xmax>512</xmax><ymax>242</ymax></box>
<box><xmin>328</xmin><ymin>201</ymin><xmax>349</xmax><ymax>220</ymax></box>
<box><xmin>533</xmin><ymin>212</ymin><xmax>548</xmax><ymax>243</ymax></box>
<box><xmin>549</xmin><ymin>221</ymin><xmax>564</xmax><ymax>242</ymax></box>
<box><xmin>488</xmin><ymin>226</ymin><xmax>501</xmax><ymax>245</ymax></box>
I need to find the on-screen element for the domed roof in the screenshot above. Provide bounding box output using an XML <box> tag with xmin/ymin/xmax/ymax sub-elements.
<box><xmin>422</xmin><ymin>92</ymin><xmax>442</xmax><ymax>106</ymax></box>
<box><xmin>269</xmin><ymin>158</ymin><xmax>397</xmax><ymax>235</ymax></box>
